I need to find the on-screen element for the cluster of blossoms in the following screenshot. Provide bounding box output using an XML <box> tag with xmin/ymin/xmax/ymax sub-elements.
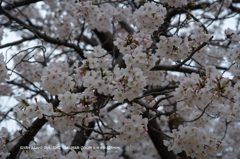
<box><xmin>133</xmin><ymin>2</ymin><xmax>166</xmax><ymax>33</ymax></box>
<box><xmin>75</xmin><ymin>1</ymin><xmax>113</xmax><ymax>32</ymax></box>
<box><xmin>13</xmin><ymin>53</ymin><xmax>43</xmax><ymax>82</ymax></box>
<box><xmin>76</xmin><ymin>1</ymin><xmax>167</xmax><ymax>34</ymax></box>
<box><xmin>47</xmin><ymin>90</ymin><xmax>97</xmax><ymax>132</ymax></box>
<box><xmin>227</xmin><ymin>50</ymin><xmax>240</xmax><ymax>81</ymax></box>
<box><xmin>58</xmin><ymin>91</ymin><xmax>82</xmax><ymax>113</ymax></box>
<box><xmin>116</xmin><ymin>115</ymin><xmax>148</xmax><ymax>145</ymax></box>
<box><xmin>0</xmin><ymin>127</ymin><xmax>10</xmax><ymax>159</ymax></box>
<box><xmin>157</xmin><ymin>24</ymin><xmax>212</xmax><ymax>66</ymax></box>
<box><xmin>225</xmin><ymin>28</ymin><xmax>240</xmax><ymax>44</ymax></box>
<box><xmin>41</xmin><ymin>62</ymin><xmax>74</xmax><ymax>95</ymax></box>
<box><xmin>227</xmin><ymin>44</ymin><xmax>240</xmax><ymax>77</ymax></box>
<box><xmin>156</xmin><ymin>25</ymin><xmax>212</xmax><ymax>63</ymax></box>
<box><xmin>115</xmin><ymin>33</ymin><xmax>158</xmax><ymax>71</ymax></box>
<box><xmin>230</xmin><ymin>64</ymin><xmax>240</xmax><ymax>78</ymax></box>
<box><xmin>176</xmin><ymin>102</ymin><xmax>214</xmax><ymax>129</ymax></box>
<box><xmin>156</xmin><ymin>35</ymin><xmax>189</xmax><ymax>61</ymax></box>
<box><xmin>225</xmin><ymin>28</ymin><xmax>240</xmax><ymax>77</ymax></box>
<box><xmin>54</xmin><ymin>14</ymin><xmax>75</xmax><ymax>40</ymax></box>
<box><xmin>170</xmin><ymin>65</ymin><xmax>240</xmax><ymax>156</ymax></box>
<box><xmin>228</xmin><ymin>46</ymin><xmax>240</xmax><ymax>65</ymax></box>
<box><xmin>145</xmin><ymin>71</ymin><xmax>166</xmax><ymax>86</ymax></box>
<box><xmin>43</xmin><ymin>1</ymin><xmax>133</xmax><ymax>36</ymax></box>
<box><xmin>164</xmin><ymin>125</ymin><xmax>227</xmax><ymax>158</ymax></box>
<box><xmin>13</xmin><ymin>95</ymin><xmax>44</xmax><ymax>124</ymax></box>
<box><xmin>13</xmin><ymin>93</ymin><xmax>94</xmax><ymax>131</ymax></box>
<box><xmin>114</xmin><ymin>33</ymin><xmax>152</xmax><ymax>53</ymax></box>
<box><xmin>114</xmin><ymin>33</ymin><xmax>152</xmax><ymax>51</ymax></box>
<box><xmin>113</xmin><ymin>6</ymin><xmax>131</xmax><ymax>22</ymax></box>
<box><xmin>123</xmin><ymin>103</ymin><xmax>146</xmax><ymax>116</ymax></box>
<box><xmin>5</xmin><ymin>0</ymin><xmax>240</xmax><ymax>158</ymax></box>
<box><xmin>0</xmin><ymin>53</ymin><xmax>9</xmax><ymax>83</ymax></box>
<box><xmin>74</xmin><ymin>44</ymin><xmax>150</xmax><ymax>102</ymax></box>
<box><xmin>74</xmin><ymin>45</ymin><xmax>112</xmax><ymax>88</ymax></box>
<box><xmin>14</xmin><ymin>91</ymin><xmax>98</xmax><ymax>132</ymax></box>
<box><xmin>112</xmin><ymin>66</ymin><xmax>147</xmax><ymax>102</ymax></box>
<box><xmin>174</xmin><ymin>66</ymin><xmax>238</xmax><ymax>120</ymax></box>
<box><xmin>191</xmin><ymin>25</ymin><xmax>212</xmax><ymax>43</ymax></box>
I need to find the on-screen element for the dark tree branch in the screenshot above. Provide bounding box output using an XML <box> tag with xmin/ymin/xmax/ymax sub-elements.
<box><xmin>143</xmin><ymin>85</ymin><xmax>178</xmax><ymax>95</ymax></box>
<box><xmin>229</xmin><ymin>3</ymin><xmax>240</xmax><ymax>13</ymax></box>
<box><xmin>180</xmin><ymin>102</ymin><xmax>212</xmax><ymax>123</ymax></box>
<box><xmin>143</xmin><ymin>112</ymin><xmax>176</xmax><ymax>159</ymax></box>
<box><xmin>119</xmin><ymin>21</ymin><xmax>135</xmax><ymax>33</ymax></box>
<box><xmin>0</xmin><ymin>36</ymin><xmax>37</xmax><ymax>49</ymax></box>
<box><xmin>0</xmin><ymin>5</ymin><xmax>85</xmax><ymax>59</ymax></box>
<box><xmin>93</xmin><ymin>30</ymin><xmax>114</xmax><ymax>53</ymax></box>
<box><xmin>71</xmin><ymin>95</ymin><xmax>112</xmax><ymax>153</ymax></box>
<box><xmin>6</xmin><ymin>98</ymin><xmax>59</xmax><ymax>159</ymax></box>
<box><xmin>3</xmin><ymin>0</ymin><xmax>42</xmax><ymax>11</ymax></box>
<box><xmin>174</xmin><ymin>36</ymin><xmax>213</xmax><ymax>69</ymax></box>
<box><xmin>0</xmin><ymin>107</ymin><xmax>13</xmax><ymax>123</ymax></box>
<box><xmin>151</xmin><ymin>64</ymin><xmax>201</xmax><ymax>74</ymax></box>
<box><xmin>71</xmin><ymin>121</ymin><xmax>95</xmax><ymax>153</ymax></box>
<box><xmin>153</xmin><ymin>2</ymin><xmax>211</xmax><ymax>40</ymax></box>
<box><xmin>7</xmin><ymin>118</ymin><xmax>47</xmax><ymax>159</ymax></box>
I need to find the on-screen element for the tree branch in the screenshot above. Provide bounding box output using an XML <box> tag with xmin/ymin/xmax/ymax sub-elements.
<box><xmin>151</xmin><ymin>64</ymin><xmax>201</xmax><ymax>74</ymax></box>
<box><xmin>0</xmin><ymin>5</ymin><xmax>84</xmax><ymax>59</ymax></box>
<box><xmin>7</xmin><ymin>117</ymin><xmax>47</xmax><ymax>159</ymax></box>
<box><xmin>174</xmin><ymin>36</ymin><xmax>213</xmax><ymax>69</ymax></box>
<box><xmin>0</xmin><ymin>36</ymin><xmax>36</xmax><ymax>49</ymax></box>
<box><xmin>7</xmin><ymin>98</ymin><xmax>59</xmax><ymax>159</ymax></box>
<box><xmin>71</xmin><ymin>121</ymin><xmax>95</xmax><ymax>153</ymax></box>
<box><xmin>2</xmin><ymin>0</ymin><xmax>42</xmax><ymax>11</ymax></box>
<box><xmin>143</xmin><ymin>112</ymin><xmax>176</xmax><ymax>159</ymax></box>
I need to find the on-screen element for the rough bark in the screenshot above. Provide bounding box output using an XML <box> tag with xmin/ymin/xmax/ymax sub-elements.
<box><xmin>7</xmin><ymin>98</ymin><xmax>59</xmax><ymax>159</ymax></box>
<box><xmin>147</xmin><ymin>116</ymin><xmax>176</xmax><ymax>159</ymax></box>
<box><xmin>71</xmin><ymin>121</ymin><xmax>95</xmax><ymax>153</ymax></box>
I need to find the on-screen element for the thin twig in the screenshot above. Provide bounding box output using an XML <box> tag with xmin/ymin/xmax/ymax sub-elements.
<box><xmin>180</xmin><ymin>101</ymin><xmax>212</xmax><ymax>122</ymax></box>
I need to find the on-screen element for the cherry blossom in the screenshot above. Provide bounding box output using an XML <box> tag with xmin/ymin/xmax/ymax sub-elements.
<box><xmin>1</xmin><ymin>0</ymin><xmax>240</xmax><ymax>158</ymax></box>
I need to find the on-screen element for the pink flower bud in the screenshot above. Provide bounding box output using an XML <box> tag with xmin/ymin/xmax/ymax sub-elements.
<box><xmin>92</xmin><ymin>100</ymin><xmax>97</xmax><ymax>104</ymax></box>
